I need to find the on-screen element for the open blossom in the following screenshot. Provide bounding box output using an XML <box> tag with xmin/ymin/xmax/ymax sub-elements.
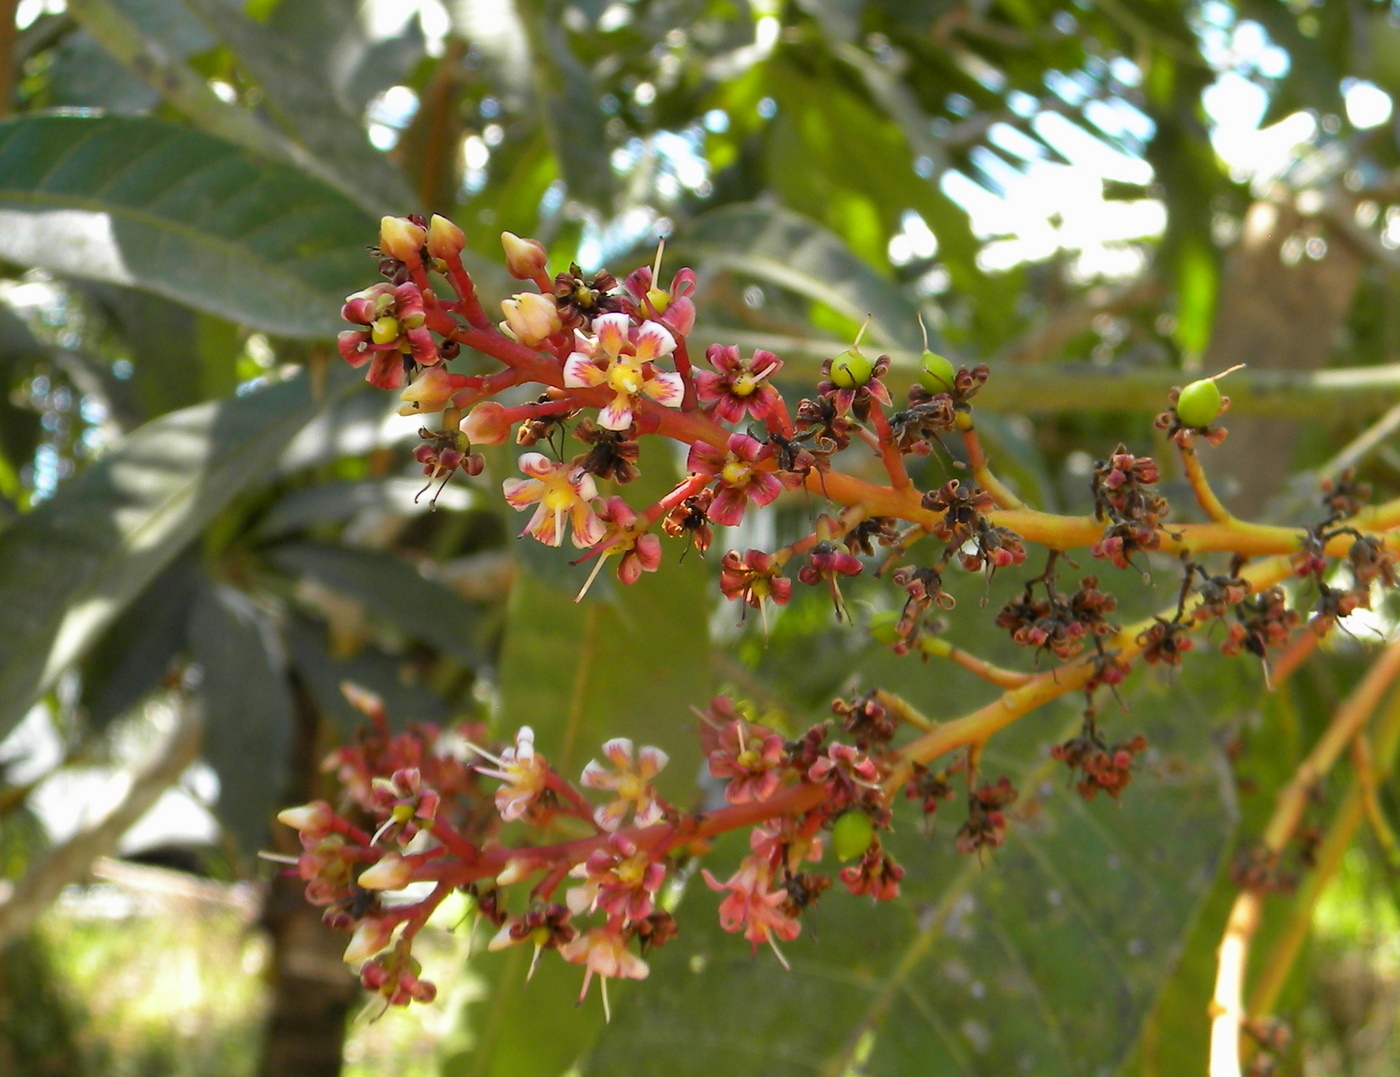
<box><xmin>702</xmin><ymin>855</ymin><xmax>802</xmax><ymax>967</ymax></box>
<box><xmin>563</xmin><ymin>312</ymin><xmax>683</xmax><ymax>430</ymax></box>
<box><xmin>695</xmin><ymin>345</ymin><xmax>784</xmax><ymax>424</ymax></box>
<box><xmin>580</xmin><ymin>738</ymin><xmax>669</xmax><ymax>831</ymax></box>
<box><xmin>567</xmin><ymin>834</ymin><xmax>666</xmax><ymax>922</ymax></box>
<box><xmin>503</xmin><ymin>453</ymin><xmax>607</xmax><ymax>548</ymax></box>
<box><xmin>338</xmin><ymin>281</ymin><xmax>438</xmax><ymax>390</ymax></box>
<box><xmin>706</xmin><ymin>717</ymin><xmax>788</xmax><ymax>804</ymax></box>
<box><xmin>623</xmin><ymin>260</ymin><xmax>697</xmax><ymax>338</ymax></box>
<box><xmin>719</xmin><ymin>549</ymin><xmax>792</xmax><ymax>622</ymax></box>
<box><xmin>475</xmin><ymin>727</ymin><xmax>550</xmax><ymax>821</ymax></box>
<box><xmin>687</xmin><ymin>433</ymin><xmax>786</xmax><ymax>526</ymax></box>
<box><xmin>560</xmin><ymin>925</ymin><xmax>649</xmax><ymax>1021</ymax></box>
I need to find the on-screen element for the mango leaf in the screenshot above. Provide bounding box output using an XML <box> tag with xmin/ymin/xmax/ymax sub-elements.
<box><xmin>0</xmin><ymin>368</ymin><xmax>348</xmax><ymax>743</ymax></box>
<box><xmin>180</xmin><ymin>0</ymin><xmax>416</xmax><ymax>215</ymax></box>
<box><xmin>0</xmin><ymin>115</ymin><xmax>376</xmax><ymax>337</ymax></box>
<box><xmin>282</xmin><ymin>614</ymin><xmax>449</xmax><ymax>738</ymax></box>
<box><xmin>267</xmin><ymin>542</ymin><xmax>487</xmax><ymax>669</ymax></box>
<box><xmin>79</xmin><ymin>556</ymin><xmax>198</xmax><ymax>733</ymax></box>
<box><xmin>582</xmin><ymin>660</ymin><xmax>1237</xmax><ymax>1077</ymax></box>
<box><xmin>255</xmin><ymin>477</ymin><xmax>475</xmax><ymax>540</ymax></box>
<box><xmin>188</xmin><ymin>576</ymin><xmax>294</xmax><ymax>857</ymax></box>
<box><xmin>679</xmin><ymin>204</ymin><xmax>921</xmax><ymax>350</ymax></box>
<box><xmin>439</xmin><ymin>469</ymin><xmax>713</xmax><ymax>1076</ymax></box>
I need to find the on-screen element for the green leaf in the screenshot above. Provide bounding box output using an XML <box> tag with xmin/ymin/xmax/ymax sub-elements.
<box><xmin>188</xmin><ymin>576</ymin><xmax>294</xmax><ymax>856</ymax></box>
<box><xmin>440</xmin><ymin>471</ymin><xmax>713</xmax><ymax>1076</ymax></box>
<box><xmin>180</xmin><ymin>0</ymin><xmax>417</xmax><ymax>215</ymax></box>
<box><xmin>79</xmin><ymin>555</ymin><xmax>197</xmax><ymax>732</ymax></box>
<box><xmin>680</xmin><ymin>204</ymin><xmax>921</xmax><ymax>350</ymax></box>
<box><xmin>282</xmin><ymin>614</ymin><xmax>449</xmax><ymax>738</ymax></box>
<box><xmin>255</xmin><ymin>477</ymin><xmax>475</xmax><ymax>540</ymax></box>
<box><xmin>582</xmin><ymin>663</ymin><xmax>1236</xmax><ymax>1077</ymax></box>
<box><xmin>267</xmin><ymin>542</ymin><xmax>487</xmax><ymax>668</ymax></box>
<box><xmin>0</xmin><ymin>368</ymin><xmax>349</xmax><ymax>743</ymax></box>
<box><xmin>0</xmin><ymin>115</ymin><xmax>377</xmax><ymax>337</ymax></box>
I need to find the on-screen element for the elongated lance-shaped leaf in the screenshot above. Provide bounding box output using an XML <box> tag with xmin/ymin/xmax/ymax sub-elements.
<box><xmin>678</xmin><ymin>204</ymin><xmax>922</xmax><ymax>350</ymax></box>
<box><xmin>0</xmin><ymin>369</ymin><xmax>357</xmax><ymax>742</ymax></box>
<box><xmin>180</xmin><ymin>0</ymin><xmax>417</xmax><ymax>216</ymax></box>
<box><xmin>0</xmin><ymin>115</ymin><xmax>377</xmax><ymax>338</ymax></box>
<box><xmin>188</xmin><ymin>576</ymin><xmax>294</xmax><ymax>857</ymax></box>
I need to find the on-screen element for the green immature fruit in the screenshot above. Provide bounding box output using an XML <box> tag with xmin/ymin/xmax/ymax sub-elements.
<box><xmin>869</xmin><ymin>610</ymin><xmax>902</xmax><ymax>644</ymax></box>
<box><xmin>829</xmin><ymin>347</ymin><xmax>874</xmax><ymax>389</ymax></box>
<box><xmin>831</xmin><ymin>810</ymin><xmax>876</xmax><ymax>861</ymax></box>
<box><xmin>1175</xmin><ymin>377</ymin><xmax>1223</xmax><ymax>428</ymax></box>
<box><xmin>918</xmin><ymin>350</ymin><xmax>957</xmax><ymax>393</ymax></box>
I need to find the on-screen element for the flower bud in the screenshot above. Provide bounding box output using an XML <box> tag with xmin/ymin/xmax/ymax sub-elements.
<box><xmin>426</xmin><ymin>214</ymin><xmax>466</xmax><ymax>260</ymax></box>
<box><xmin>502</xmin><ymin>231</ymin><xmax>548</xmax><ymax>280</ymax></box>
<box><xmin>500</xmin><ymin>291</ymin><xmax>563</xmax><ymax>347</ymax></box>
<box><xmin>380</xmin><ymin>215</ymin><xmax>426</xmax><ymax>263</ymax></box>
<box><xmin>358</xmin><ymin>854</ymin><xmax>413</xmax><ymax>891</ymax></box>
<box><xmin>277</xmin><ymin>800</ymin><xmax>334</xmax><ymax>835</ymax></box>
<box><xmin>461</xmin><ymin>400</ymin><xmax>512</xmax><ymax>445</ymax></box>
<box><xmin>399</xmin><ymin>367</ymin><xmax>466</xmax><ymax>415</ymax></box>
<box><xmin>344</xmin><ymin>917</ymin><xmax>396</xmax><ymax>963</ymax></box>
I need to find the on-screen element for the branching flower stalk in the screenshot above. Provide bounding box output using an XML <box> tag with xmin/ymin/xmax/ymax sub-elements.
<box><xmin>299</xmin><ymin>211</ymin><xmax>1400</xmax><ymax>1045</ymax></box>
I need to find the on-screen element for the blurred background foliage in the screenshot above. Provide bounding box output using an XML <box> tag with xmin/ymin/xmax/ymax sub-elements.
<box><xmin>1</xmin><ymin>0</ymin><xmax>1400</xmax><ymax>1074</ymax></box>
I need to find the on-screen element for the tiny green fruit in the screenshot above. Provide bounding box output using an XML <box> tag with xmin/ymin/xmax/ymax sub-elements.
<box><xmin>1175</xmin><ymin>377</ymin><xmax>1223</xmax><ymax>428</ymax></box>
<box><xmin>869</xmin><ymin>610</ymin><xmax>902</xmax><ymax>645</ymax></box>
<box><xmin>918</xmin><ymin>350</ymin><xmax>957</xmax><ymax>393</ymax></box>
<box><xmin>829</xmin><ymin>347</ymin><xmax>874</xmax><ymax>389</ymax></box>
<box><xmin>831</xmin><ymin>810</ymin><xmax>876</xmax><ymax>861</ymax></box>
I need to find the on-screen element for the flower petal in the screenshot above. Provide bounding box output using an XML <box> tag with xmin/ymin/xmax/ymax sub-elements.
<box><xmin>643</xmin><ymin>370</ymin><xmax>685</xmax><ymax>408</ymax></box>
<box><xmin>748</xmin><ymin>472</ymin><xmax>784</xmax><ymax>508</ymax></box>
<box><xmin>709</xmin><ymin>487</ymin><xmax>749</xmax><ymax>527</ymax></box>
<box><xmin>517</xmin><ymin>452</ymin><xmax>557</xmax><ymax>479</ymax></box>
<box><xmin>602</xmin><ymin>738</ymin><xmax>635</xmax><ymax>767</ymax></box>
<box><xmin>637</xmin><ymin>745</ymin><xmax>669</xmax><ymax>778</ymax></box>
<box><xmin>503</xmin><ymin>477</ymin><xmax>545</xmax><ymax>509</ymax></box>
<box><xmin>564</xmin><ymin>352</ymin><xmax>607</xmax><ymax>388</ymax></box>
<box><xmin>634</xmin><ymin>320</ymin><xmax>676</xmax><ymax>361</ymax></box>
<box><xmin>598</xmin><ymin>394</ymin><xmax>635</xmax><ymax>431</ymax></box>
<box><xmin>571</xmin><ymin>504</ymin><xmax>608</xmax><ymax>548</ymax></box>
<box><xmin>593</xmin><ymin>312</ymin><xmax>631</xmax><ymax>358</ymax></box>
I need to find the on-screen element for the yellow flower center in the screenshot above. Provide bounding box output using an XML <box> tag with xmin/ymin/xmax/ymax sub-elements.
<box><xmin>720</xmin><ymin>457</ymin><xmax>750</xmax><ymax>488</ymax></box>
<box><xmin>616</xmin><ymin>773</ymin><xmax>645</xmax><ymax>802</ymax></box>
<box><xmin>731</xmin><ymin>374</ymin><xmax>758</xmax><ymax>397</ymax></box>
<box><xmin>542</xmin><ymin>482</ymin><xmax>576</xmax><ymax>512</ymax></box>
<box><xmin>616</xmin><ymin>855</ymin><xmax>646</xmax><ymax>886</ymax></box>
<box><xmin>608</xmin><ymin>359</ymin><xmax>643</xmax><ymax>396</ymax></box>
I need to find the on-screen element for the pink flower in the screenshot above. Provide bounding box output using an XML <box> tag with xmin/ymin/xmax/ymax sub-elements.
<box><xmin>567</xmin><ymin>834</ymin><xmax>667</xmax><ymax>923</ymax></box>
<box><xmin>719</xmin><ymin>549</ymin><xmax>792</xmax><ymax>628</ymax></box>
<box><xmin>559</xmin><ymin>926</ymin><xmax>650</xmax><ymax>1021</ymax></box>
<box><xmin>623</xmin><ymin>260</ymin><xmax>697</xmax><ymax>338</ymax></box>
<box><xmin>576</xmin><ymin>497</ymin><xmax>664</xmax><ymax>600</ymax></box>
<box><xmin>474</xmin><ymin>727</ymin><xmax>550</xmax><ymax>822</ymax></box>
<box><xmin>687</xmin><ymin>433</ymin><xmax>786</xmax><ymax>526</ymax></box>
<box><xmin>563</xmin><ymin>312</ymin><xmax>684</xmax><ymax>430</ymax></box>
<box><xmin>706</xmin><ymin>719</ymin><xmax>788</xmax><ymax>805</ymax></box>
<box><xmin>503</xmin><ymin>453</ymin><xmax>607</xmax><ymax>548</ymax></box>
<box><xmin>695</xmin><ymin>345</ymin><xmax>784</xmax><ymax>425</ymax></box>
<box><xmin>338</xmin><ymin>282</ymin><xmax>438</xmax><ymax>390</ymax></box>
<box><xmin>702</xmin><ymin>855</ymin><xmax>801</xmax><ymax>967</ymax></box>
<box><xmin>580</xmin><ymin>738</ymin><xmax>669</xmax><ymax>831</ymax></box>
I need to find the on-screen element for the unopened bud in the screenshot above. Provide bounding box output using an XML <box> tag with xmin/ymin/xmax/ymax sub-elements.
<box><xmin>427</xmin><ymin>214</ymin><xmax>466</xmax><ymax>260</ymax></box>
<box><xmin>359</xmin><ymin>854</ymin><xmax>414</xmax><ymax>891</ymax></box>
<box><xmin>344</xmin><ymin>917</ymin><xmax>396</xmax><ymax>963</ymax></box>
<box><xmin>500</xmin><ymin>291</ymin><xmax>563</xmax><ymax>347</ymax></box>
<box><xmin>502</xmin><ymin>231</ymin><xmax>548</xmax><ymax>280</ymax></box>
<box><xmin>398</xmin><ymin>366</ymin><xmax>467</xmax><ymax>415</ymax></box>
<box><xmin>380</xmin><ymin>216</ymin><xmax>427</xmax><ymax>263</ymax></box>
<box><xmin>277</xmin><ymin>800</ymin><xmax>334</xmax><ymax>834</ymax></box>
<box><xmin>461</xmin><ymin>401</ymin><xmax>512</xmax><ymax>445</ymax></box>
